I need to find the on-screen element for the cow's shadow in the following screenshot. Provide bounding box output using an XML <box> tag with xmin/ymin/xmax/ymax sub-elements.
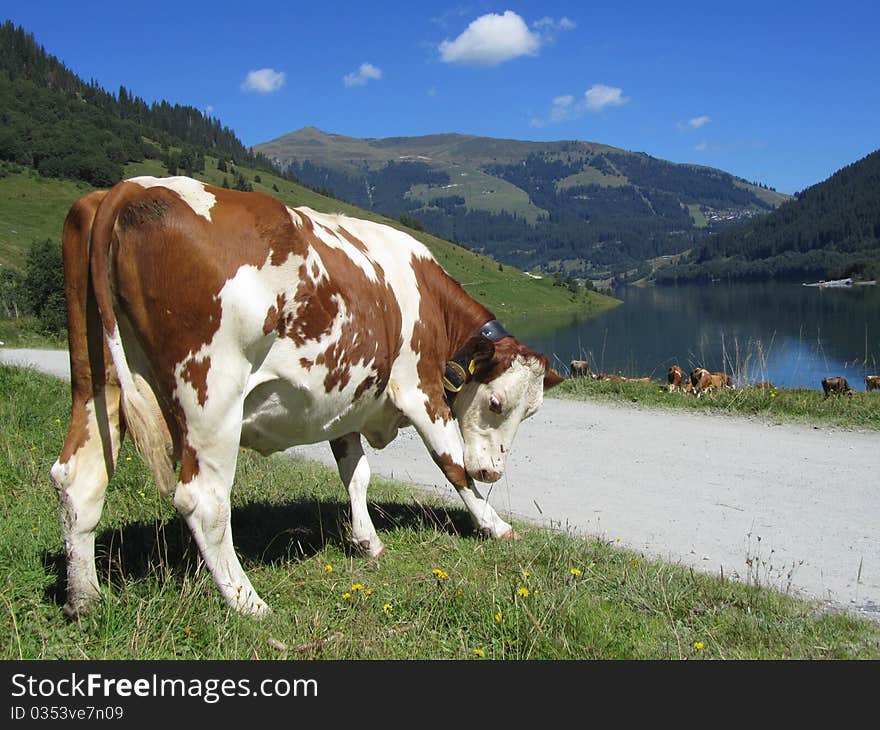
<box><xmin>42</xmin><ymin>498</ymin><xmax>475</xmax><ymax>606</ymax></box>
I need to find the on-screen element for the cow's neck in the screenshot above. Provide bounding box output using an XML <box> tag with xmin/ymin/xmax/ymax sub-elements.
<box><xmin>439</xmin><ymin>283</ymin><xmax>496</xmax><ymax>360</ymax></box>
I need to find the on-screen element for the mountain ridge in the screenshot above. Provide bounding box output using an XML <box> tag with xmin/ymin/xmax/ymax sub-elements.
<box><xmin>256</xmin><ymin>127</ymin><xmax>790</xmax><ymax>279</ymax></box>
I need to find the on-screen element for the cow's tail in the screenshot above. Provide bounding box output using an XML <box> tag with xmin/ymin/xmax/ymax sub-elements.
<box><xmin>90</xmin><ymin>182</ymin><xmax>177</xmax><ymax>496</ymax></box>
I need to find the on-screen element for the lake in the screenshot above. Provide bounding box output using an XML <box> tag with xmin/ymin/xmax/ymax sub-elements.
<box><xmin>516</xmin><ymin>281</ymin><xmax>880</xmax><ymax>391</ymax></box>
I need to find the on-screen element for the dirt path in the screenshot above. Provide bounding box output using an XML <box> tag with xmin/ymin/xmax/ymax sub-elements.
<box><xmin>4</xmin><ymin>347</ymin><xmax>878</xmax><ymax>621</ymax></box>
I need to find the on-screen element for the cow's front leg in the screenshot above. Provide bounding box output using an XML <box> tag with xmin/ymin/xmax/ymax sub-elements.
<box><xmin>413</xmin><ymin>416</ymin><xmax>514</xmax><ymax>540</ymax></box>
<box><xmin>330</xmin><ymin>433</ymin><xmax>384</xmax><ymax>558</ymax></box>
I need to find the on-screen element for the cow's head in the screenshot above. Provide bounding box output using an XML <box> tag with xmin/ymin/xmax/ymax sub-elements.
<box><xmin>450</xmin><ymin>335</ymin><xmax>563</xmax><ymax>483</ymax></box>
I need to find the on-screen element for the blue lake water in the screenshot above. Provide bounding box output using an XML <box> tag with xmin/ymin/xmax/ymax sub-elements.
<box><xmin>517</xmin><ymin>281</ymin><xmax>880</xmax><ymax>390</ymax></box>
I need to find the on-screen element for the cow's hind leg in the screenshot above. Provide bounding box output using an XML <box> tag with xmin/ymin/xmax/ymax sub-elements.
<box><xmin>330</xmin><ymin>433</ymin><xmax>385</xmax><ymax>558</ymax></box>
<box><xmin>172</xmin><ymin>420</ymin><xmax>268</xmax><ymax>616</ymax></box>
<box><xmin>50</xmin><ymin>385</ymin><xmax>123</xmax><ymax>618</ymax></box>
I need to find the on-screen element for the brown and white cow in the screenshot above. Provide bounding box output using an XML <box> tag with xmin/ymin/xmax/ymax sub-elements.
<box><xmin>667</xmin><ymin>365</ymin><xmax>685</xmax><ymax>393</ymax></box>
<box><xmin>822</xmin><ymin>376</ymin><xmax>853</xmax><ymax>399</ymax></box>
<box><xmin>50</xmin><ymin>176</ymin><xmax>563</xmax><ymax>618</ymax></box>
<box><xmin>865</xmin><ymin>375</ymin><xmax>880</xmax><ymax>392</ymax></box>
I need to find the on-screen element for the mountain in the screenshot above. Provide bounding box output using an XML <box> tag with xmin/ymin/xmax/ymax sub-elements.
<box><xmin>655</xmin><ymin>149</ymin><xmax>880</xmax><ymax>283</ymax></box>
<box><xmin>255</xmin><ymin>127</ymin><xmax>790</xmax><ymax>280</ymax></box>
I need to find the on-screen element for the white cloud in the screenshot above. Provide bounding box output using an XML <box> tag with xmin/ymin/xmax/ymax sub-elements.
<box><xmin>343</xmin><ymin>62</ymin><xmax>383</xmax><ymax>88</ymax></box>
<box><xmin>689</xmin><ymin>115</ymin><xmax>711</xmax><ymax>129</ymax></box>
<box><xmin>241</xmin><ymin>68</ymin><xmax>286</xmax><ymax>94</ymax></box>
<box><xmin>584</xmin><ymin>84</ymin><xmax>629</xmax><ymax>111</ymax></box>
<box><xmin>531</xmin><ymin>85</ymin><xmax>629</xmax><ymax>127</ymax></box>
<box><xmin>439</xmin><ymin>10</ymin><xmax>541</xmax><ymax>66</ymax></box>
<box><xmin>694</xmin><ymin>141</ymin><xmax>709</xmax><ymax>152</ymax></box>
<box><xmin>532</xmin><ymin>15</ymin><xmax>576</xmax><ymax>41</ymax></box>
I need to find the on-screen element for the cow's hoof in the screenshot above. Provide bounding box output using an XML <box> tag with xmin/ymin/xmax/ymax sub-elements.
<box><xmin>500</xmin><ymin>528</ymin><xmax>521</xmax><ymax>541</ymax></box>
<box><xmin>356</xmin><ymin>539</ymin><xmax>386</xmax><ymax>559</ymax></box>
<box><xmin>62</xmin><ymin>595</ymin><xmax>99</xmax><ymax>620</ymax></box>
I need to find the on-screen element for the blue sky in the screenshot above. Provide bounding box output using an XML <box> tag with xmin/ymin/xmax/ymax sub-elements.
<box><xmin>6</xmin><ymin>1</ymin><xmax>879</xmax><ymax>194</ymax></box>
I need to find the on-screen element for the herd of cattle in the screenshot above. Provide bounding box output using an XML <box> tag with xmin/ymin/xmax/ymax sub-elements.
<box><xmin>570</xmin><ymin>359</ymin><xmax>880</xmax><ymax>399</ymax></box>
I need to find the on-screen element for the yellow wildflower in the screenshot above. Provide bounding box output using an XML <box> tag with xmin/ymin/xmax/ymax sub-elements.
<box><xmin>383</xmin><ymin>603</ymin><xmax>393</xmax><ymax>614</ymax></box>
<box><xmin>570</xmin><ymin>567</ymin><xmax>582</xmax><ymax>576</ymax></box>
<box><xmin>342</xmin><ymin>592</ymin><xmax>351</xmax><ymax>600</ymax></box>
<box><xmin>324</xmin><ymin>564</ymin><xmax>333</xmax><ymax>573</ymax></box>
<box><xmin>694</xmin><ymin>641</ymin><xmax>704</xmax><ymax>651</ymax></box>
<box><xmin>183</xmin><ymin>626</ymin><xmax>193</xmax><ymax>637</ymax></box>
<box><xmin>631</xmin><ymin>559</ymin><xmax>639</xmax><ymax>567</ymax></box>
<box><xmin>472</xmin><ymin>648</ymin><xmax>484</xmax><ymax>657</ymax></box>
<box><xmin>517</xmin><ymin>587</ymin><xmax>530</xmax><ymax>597</ymax></box>
<box><xmin>432</xmin><ymin>568</ymin><xmax>448</xmax><ymax>581</ymax></box>
<box><xmin>494</xmin><ymin>611</ymin><xmax>503</xmax><ymax>622</ymax></box>
<box><xmin>351</xmin><ymin>583</ymin><xmax>364</xmax><ymax>592</ymax></box>
<box><xmin>125</xmin><ymin>456</ymin><xmax>132</xmax><ymax>461</ymax></box>
<box><xmin>364</xmin><ymin>588</ymin><xmax>374</xmax><ymax>597</ymax></box>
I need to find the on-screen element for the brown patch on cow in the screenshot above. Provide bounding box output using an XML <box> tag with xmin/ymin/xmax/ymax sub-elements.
<box><xmin>300</xmin><ymin>357</ymin><xmax>313</xmax><ymax>370</ymax></box>
<box><xmin>262</xmin><ymin>293</ymin><xmax>288</xmax><ymax>337</ymax></box>
<box><xmin>179</xmin><ymin>441</ymin><xmax>200</xmax><ymax>484</ymax></box>
<box><xmin>289</xmin><ymin>261</ymin><xmax>339</xmax><ymax>347</ymax></box>
<box><xmin>180</xmin><ymin>356</ymin><xmax>211</xmax><ymax>407</ymax></box>
<box><xmin>335</xmin><ymin>223</ymin><xmax>371</xmax><ymax>254</ymax></box>
<box><xmin>284</xmin><ymin>218</ymin><xmax>404</xmax><ymax>398</ymax></box>
<box><xmin>431</xmin><ymin>451</ymin><xmax>471</xmax><ymax>491</ymax></box>
<box><xmin>354</xmin><ymin>375</ymin><xmax>377</xmax><ymax>400</ymax></box>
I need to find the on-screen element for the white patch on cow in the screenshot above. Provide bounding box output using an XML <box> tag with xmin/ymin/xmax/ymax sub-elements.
<box><xmin>128</xmin><ymin>175</ymin><xmax>217</xmax><ymax>222</ymax></box>
<box><xmin>453</xmin><ymin>355</ymin><xmax>545</xmax><ymax>481</ymax></box>
<box><xmin>292</xmin><ymin>207</ymin><xmax>429</xmax><ymax>419</ymax></box>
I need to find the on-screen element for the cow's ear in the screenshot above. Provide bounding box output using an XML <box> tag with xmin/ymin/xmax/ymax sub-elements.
<box><xmin>462</xmin><ymin>335</ymin><xmax>496</xmax><ymax>379</ymax></box>
<box><xmin>543</xmin><ymin>369</ymin><xmax>565</xmax><ymax>391</ymax></box>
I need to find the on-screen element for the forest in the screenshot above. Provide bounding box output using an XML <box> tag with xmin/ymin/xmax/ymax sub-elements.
<box><xmin>656</xmin><ymin>149</ymin><xmax>880</xmax><ymax>283</ymax></box>
<box><xmin>0</xmin><ymin>20</ymin><xmax>275</xmax><ymax>187</ymax></box>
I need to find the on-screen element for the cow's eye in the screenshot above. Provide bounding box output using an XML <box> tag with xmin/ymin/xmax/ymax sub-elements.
<box><xmin>488</xmin><ymin>393</ymin><xmax>503</xmax><ymax>414</ymax></box>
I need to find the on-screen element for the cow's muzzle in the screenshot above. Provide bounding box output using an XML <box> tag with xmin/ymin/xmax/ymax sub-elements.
<box><xmin>472</xmin><ymin>467</ymin><xmax>502</xmax><ymax>483</ymax></box>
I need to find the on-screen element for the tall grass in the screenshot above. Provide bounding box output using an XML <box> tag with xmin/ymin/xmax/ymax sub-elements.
<box><xmin>1</xmin><ymin>365</ymin><xmax>878</xmax><ymax>660</ymax></box>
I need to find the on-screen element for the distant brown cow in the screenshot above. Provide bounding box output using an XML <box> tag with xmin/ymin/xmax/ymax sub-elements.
<box><xmin>866</xmin><ymin>375</ymin><xmax>880</xmax><ymax>392</ymax></box>
<box><xmin>591</xmin><ymin>373</ymin><xmax>624</xmax><ymax>382</ymax></box>
<box><xmin>822</xmin><ymin>376</ymin><xmax>853</xmax><ymax>399</ymax></box>
<box><xmin>570</xmin><ymin>359</ymin><xmax>590</xmax><ymax>378</ymax></box>
<box><xmin>712</xmin><ymin>372</ymin><xmax>735</xmax><ymax>390</ymax></box>
<box><xmin>667</xmin><ymin>365</ymin><xmax>685</xmax><ymax>393</ymax></box>
<box><xmin>689</xmin><ymin>368</ymin><xmax>726</xmax><ymax>397</ymax></box>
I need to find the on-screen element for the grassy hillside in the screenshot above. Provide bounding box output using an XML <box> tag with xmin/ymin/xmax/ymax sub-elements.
<box><xmin>0</xmin><ymin>158</ymin><xmax>619</xmax><ymax>321</ymax></box>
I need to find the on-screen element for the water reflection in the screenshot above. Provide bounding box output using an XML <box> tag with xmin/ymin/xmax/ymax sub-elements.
<box><xmin>519</xmin><ymin>282</ymin><xmax>880</xmax><ymax>390</ymax></box>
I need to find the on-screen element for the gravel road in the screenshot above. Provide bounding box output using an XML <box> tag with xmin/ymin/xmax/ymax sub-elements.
<box><xmin>3</xmin><ymin>346</ymin><xmax>878</xmax><ymax>621</ymax></box>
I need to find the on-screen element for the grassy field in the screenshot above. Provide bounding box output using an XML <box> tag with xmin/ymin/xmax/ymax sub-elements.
<box><xmin>0</xmin><ymin>160</ymin><xmax>620</xmax><ymax>322</ymax></box>
<box><xmin>555</xmin><ymin>376</ymin><xmax>880</xmax><ymax>431</ymax></box>
<box><xmin>2</xmin><ymin>365</ymin><xmax>878</xmax><ymax>660</ymax></box>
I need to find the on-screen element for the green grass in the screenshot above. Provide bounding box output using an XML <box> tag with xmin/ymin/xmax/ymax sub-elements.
<box><xmin>2</xmin><ymin>365</ymin><xmax>878</xmax><ymax>660</ymax></box>
<box><xmin>0</xmin><ymin>158</ymin><xmax>621</xmax><ymax>322</ymax></box>
<box><xmin>0</xmin><ymin>166</ymin><xmax>93</xmax><ymax>268</ymax></box>
<box><xmin>554</xmin><ymin>376</ymin><xmax>880</xmax><ymax>431</ymax></box>
<box><xmin>0</xmin><ymin>316</ymin><xmax>67</xmax><ymax>348</ymax></box>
